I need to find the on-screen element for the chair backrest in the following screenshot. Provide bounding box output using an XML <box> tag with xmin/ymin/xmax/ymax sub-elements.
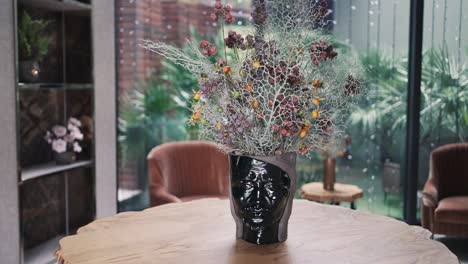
<box><xmin>431</xmin><ymin>143</ymin><xmax>468</xmax><ymax>200</ymax></box>
<box><xmin>147</xmin><ymin>141</ymin><xmax>229</xmax><ymax>198</ymax></box>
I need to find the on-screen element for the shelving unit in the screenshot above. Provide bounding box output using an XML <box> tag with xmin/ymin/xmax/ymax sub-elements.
<box><xmin>21</xmin><ymin>160</ymin><xmax>93</xmax><ymax>182</ymax></box>
<box><xmin>14</xmin><ymin>0</ymin><xmax>95</xmax><ymax>263</ymax></box>
<box><xmin>18</xmin><ymin>83</ymin><xmax>93</xmax><ymax>90</ymax></box>
<box><xmin>23</xmin><ymin>235</ymin><xmax>64</xmax><ymax>264</ymax></box>
<box><xmin>18</xmin><ymin>0</ymin><xmax>91</xmax><ymax>12</ymax></box>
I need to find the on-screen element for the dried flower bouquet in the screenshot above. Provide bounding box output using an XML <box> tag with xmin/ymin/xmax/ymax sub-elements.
<box><xmin>141</xmin><ymin>0</ymin><xmax>364</xmax><ymax>156</ymax></box>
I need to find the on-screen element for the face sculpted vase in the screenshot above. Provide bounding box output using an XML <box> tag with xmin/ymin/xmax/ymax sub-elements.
<box><xmin>141</xmin><ymin>0</ymin><xmax>365</xmax><ymax>245</ymax></box>
<box><xmin>229</xmin><ymin>153</ymin><xmax>296</xmax><ymax>244</ymax></box>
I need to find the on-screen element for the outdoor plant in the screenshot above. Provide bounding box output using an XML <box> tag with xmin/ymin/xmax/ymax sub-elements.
<box><xmin>351</xmin><ymin>48</ymin><xmax>467</xmax><ymax>142</ymax></box>
<box><xmin>118</xmin><ymin>79</ymin><xmax>187</xmax><ymax>161</ymax></box>
<box><xmin>44</xmin><ymin>117</ymin><xmax>84</xmax><ymax>154</ymax></box>
<box><xmin>347</xmin><ymin>46</ymin><xmax>468</xmax><ymax>167</ymax></box>
<box><xmin>18</xmin><ymin>11</ymin><xmax>52</xmax><ymax>62</ymax></box>
<box><xmin>141</xmin><ymin>0</ymin><xmax>364</xmax><ymax>156</ymax></box>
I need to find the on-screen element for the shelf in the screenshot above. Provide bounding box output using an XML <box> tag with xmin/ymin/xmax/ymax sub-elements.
<box><xmin>18</xmin><ymin>0</ymin><xmax>91</xmax><ymax>12</ymax></box>
<box><xmin>21</xmin><ymin>160</ymin><xmax>93</xmax><ymax>182</ymax></box>
<box><xmin>24</xmin><ymin>235</ymin><xmax>64</xmax><ymax>264</ymax></box>
<box><xmin>18</xmin><ymin>83</ymin><xmax>93</xmax><ymax>90</ymax></box>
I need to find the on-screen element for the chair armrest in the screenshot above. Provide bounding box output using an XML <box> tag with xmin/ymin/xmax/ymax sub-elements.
<box><xmin>152</xmin><ymin>185</ymin><xmax>182</xmax><ymax>205</ymax></box>
<box><xmin>422</xmin><ymin>177</ymin><xmax>438</xmax><ymax>208</ymax></box>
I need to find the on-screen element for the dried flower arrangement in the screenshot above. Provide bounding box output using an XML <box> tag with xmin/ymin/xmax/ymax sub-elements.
<box><xmin>44</xmin><ymin>117</ymin><xmax>84</xmax><ymax>154</ymax></box>
<box><xmin>141</xmin><ymin>0</ymin><xmax>364</xmax><ymax>156</ymax></box>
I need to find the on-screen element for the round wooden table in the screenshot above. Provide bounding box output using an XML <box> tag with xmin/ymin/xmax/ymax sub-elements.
<box><xmin>300</xmin><ymin>182</ymin><xmax>364</xmax><ymax>209</ymax></box>
<box><xmin>56</xmin><ymin>199</ymin><xmax>457</xmax><ymax>264</ymax></box>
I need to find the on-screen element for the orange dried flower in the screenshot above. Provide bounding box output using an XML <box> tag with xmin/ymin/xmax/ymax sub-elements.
<box><xmin>299</xmin><ymin>146</ymin><xmax>309</xmax><ymax>154</ymax></box>
<box><xmin>192</xmin><ymin>112</ymin><xmax>201</xmax><ymax>121</ymax></box>
<box><xmin>313</xmin><ymin>79</ymin><xmax>321</xmax><ymax>88</ymax></box>
<box><xmin>244</xmin><ymin>84</ymin><xmax>253</xmax><ymax>92</ymax></box>
<box><xmin>312</xmin><ymin>98</ymin><xmax>321</xmax><ymax>106</ymax></box>
<box><xmin>193</xmin><ymin>92</ymin><xmax>201</xmax><ymax>101</ymax></box>
<box><xmin>223</xmin><ymin>66</ymin><xmax>231</xmax><ymax>74</ymax></box>
<box><xmin>299</xmin><ymin>130</ymin><xmax>307</xmax><ymax>138</ymax></box>
<box><xmin>252</xmin><ymin>100</ymin><xmax>260</xmax><ymax>109</ymax></box>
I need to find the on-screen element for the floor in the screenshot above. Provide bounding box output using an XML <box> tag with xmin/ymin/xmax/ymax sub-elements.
<box><xmin>435</xmin><ymin>236</ymin><xmax>468</xmax><ymax>263</ymax></box>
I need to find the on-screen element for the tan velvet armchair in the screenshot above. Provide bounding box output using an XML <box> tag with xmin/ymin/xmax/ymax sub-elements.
<box><xmin>421</xmin><ymin>143</ymin><xmax>468</xmax><ymax>237</ymax></box>
<box><xmin>147</xmin><ymin>141</ymin><xmax>229</xmax><ymax>206</ymax></box>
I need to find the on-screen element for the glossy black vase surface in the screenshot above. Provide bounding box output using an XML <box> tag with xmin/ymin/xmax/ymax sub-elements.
<box><xmin>229</xmin><ymin>153</ymin><xmax>296</xmax><ymax>245</ymax></box>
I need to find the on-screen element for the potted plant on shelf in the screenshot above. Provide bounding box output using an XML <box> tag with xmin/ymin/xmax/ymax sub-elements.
<box><xmin>18</xmin><ymin>11</ymin><xmax>52</xmax><ymax>83</ymax></box>
<box><xmin>44</xmin><ymin>117</ymin><xmax>84</xmax><ymax>165</ymax></box>
<box><xmin>141</xmin><ymin>0</ymin><xmax>364</xmax><ymax>244</ymax></box>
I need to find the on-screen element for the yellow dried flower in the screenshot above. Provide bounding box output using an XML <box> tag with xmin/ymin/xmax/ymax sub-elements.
<box><xmin>311</xmin><ymin>110</ymin><xmax>320</xmax><ymax>119</ymax></box>
<box><xmin>252</xmin><ymin>60</ymin><xmax>261</xmax><ymax>69</ymax></box>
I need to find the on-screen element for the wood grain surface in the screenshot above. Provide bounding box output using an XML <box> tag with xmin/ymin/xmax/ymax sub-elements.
<box><xmin>300</xmin><ymin>182</ymin><xmax>364</xmax><ymax>203</ymax></box>
<box><xmin>56</xmin><ymin>199</ymin><xmax>457</xmax><ymax>264</ymax></box>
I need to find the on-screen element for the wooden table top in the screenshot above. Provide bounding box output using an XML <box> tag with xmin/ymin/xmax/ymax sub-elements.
<box><xmin>300</xmin><ymin>182</ymin><xmax>364</xmax><ymax>203</ymax></box>
<box><xmin>56</xmin><ymin>199</ymin><xmax>457</xmax><ymax>264</ymax></box>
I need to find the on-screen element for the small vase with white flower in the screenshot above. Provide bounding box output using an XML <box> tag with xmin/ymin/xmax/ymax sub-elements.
<box><xmin>44</xmin><ymin>117</ymin><xmax>84</xmax><ymax>165</ymax></box>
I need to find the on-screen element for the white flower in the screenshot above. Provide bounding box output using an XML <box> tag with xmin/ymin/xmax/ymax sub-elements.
<box><xmin>73</xmin><ymin>142</ymin><xmax>82</xmax><ymax>153</ymax></box>
<box><xmin>68</xmin><ymin>123</ymin><xmax>78</xmax><ymax>132</ymax></box>
<box><xmin>68</xmin><ymin>117</ymin><xmax>82</xmax><ymax>127</ymax></box>
<box><xmin>52</xmin><ymin>139</ymin><xmax>67</xmax><ymax>153</ymax></box>
<box><xmin>64</xmin><ymin>134</ymin><xmax>75</xmax><ymax>143</ymax></box>
<box><xmin>52</xmin><ymin>125</ymin><xmax>67</xmax><ymax>137</ymax></box>
<box><xmin>44</xmin><ymin>131</ymin><xmax>53</xmax><ymax>144</ymax></box>
<box><xmin>70</xmin><ymin>129</ymin><xmax>84</xmax><ymax>141</ymax></box>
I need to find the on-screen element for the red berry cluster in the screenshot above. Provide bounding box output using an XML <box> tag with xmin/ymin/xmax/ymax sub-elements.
<box><xmin>344</xmin><ymin>75</ymin><xmax>361</xmax><ymax>96</ymax></box>
<box><xmin>251</xmin><ymin>1</ymin><xmax>267</xmax><ymax>26</ymax></box>
<box><xmin>200</xmin><ymin>40</ymin><xmax>218</xmax><ymax>57</ymax></box>
<box><xmin>270</xmin><ymin>95</ymin><xmax>301</xmax><ymax>137</ymax></box>
<box><xmin>309</xmin><ymin>40</ymin><xmax>338</xmax><ymax>66</ymax></box>
<box><xmin>312</xmin><ymin>0</ymin><xmax>330</xmax><ymax>25</ymax></box>
<box><xmin>263</xmin><ymin>62</ymin><xmax>303</xmax><ymax>87</ymax></box>
<box><xmin>224</xmin><ymin>30</ymin><xmax>254</xmax><ymax>50</ymax></box>
<box><xmin>211</xmin><ymin>1</ymin><xmax>235</xmax><ymax>25</ymax></box>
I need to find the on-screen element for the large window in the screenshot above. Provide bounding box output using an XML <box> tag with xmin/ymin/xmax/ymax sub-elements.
<box><xmin>418</xmin><ymin>0</ymin><xmax>468</xmax><ymax>217</ymax></box>
<box><xmin>115</xmin><ymin>0</ymin><xmax>467</xmax><ymax>221</ymax></box>
<box><xmin>327</xmin><ymin>0</ymin><xmax>410</xmax><ymax>218</ymax></box>
<box><xmin>116</xmin><ymin>0</ymin><xmax>254</xmax><ymax>211</ymax></box>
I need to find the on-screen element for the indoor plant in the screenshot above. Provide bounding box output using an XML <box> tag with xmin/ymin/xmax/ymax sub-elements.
<box><xmin>141</xmin><ymin>0</ymin><xmax>364</xmax><ymax>244</ymax></box>
<box><xmin>18</xmin><ymin>11</ymin><xmax>52</xmax><ymax>83</ymax></box>
<box><xmin>44</xmin><ymin>117</ymin><xmax>84</xmax><ymax>165</ymax></box>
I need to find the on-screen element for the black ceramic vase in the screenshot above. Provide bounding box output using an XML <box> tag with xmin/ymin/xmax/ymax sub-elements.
<box><xmin>229</xmin><ymin>153</ymin><xmax>296</xmax><ymax>245</ymax></box>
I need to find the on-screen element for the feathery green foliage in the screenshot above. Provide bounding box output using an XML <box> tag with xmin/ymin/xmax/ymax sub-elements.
<box><xmin>18</xmin><ymin>11</ymin><xmax>52</xmax><ymax>62</ymax></box>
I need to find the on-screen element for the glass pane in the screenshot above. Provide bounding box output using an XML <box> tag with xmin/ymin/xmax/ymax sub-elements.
<box><xmin>16</xmin><ymin>2</ymin><xmax>95</xmax><ymax>263</ymax></box>
<box><xmin>330</xmin><ymin>0</ymin><xmax>410</xmax><ymax>217</ymax></box>
<box><xmin>21</xmin><ymin>173</ymin><xmax>66</xmax><ymax>264</ymax></box>
<box><xmin>115</xmin><ymin>0</ymin><xmax>255</xmax><ymax>211</ymax></box>
<box><xmin>115</xmin><ymin>0</ymin><xmax>410</xmax><ymax>218</ymax></box>
<box><xmin>418</xmin><ymin>0</ymin><xmax>468</xmax><ymax>218</ymax></box>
